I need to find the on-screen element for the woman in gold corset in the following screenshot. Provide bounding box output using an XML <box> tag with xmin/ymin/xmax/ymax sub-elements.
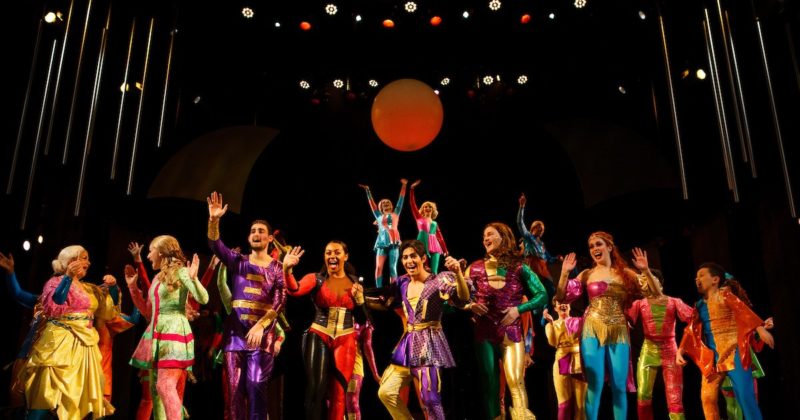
<box><xmin>557</xmin><ymin>231</ymin><xmax>661</xmax><ymax>420</ymax></box>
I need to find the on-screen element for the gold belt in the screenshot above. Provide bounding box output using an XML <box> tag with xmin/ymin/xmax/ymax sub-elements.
<box><xmin>406</xmin><ymin>321</ymin><xmax>442</xmax><ymax>332</ymax></box>
<box><xmin>232</xmin><ymin>299</ymin><xmax>268</xmax><ymax>311</ymax></box>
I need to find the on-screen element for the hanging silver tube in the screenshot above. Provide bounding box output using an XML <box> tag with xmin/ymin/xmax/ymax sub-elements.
<box><xmin>7</xmin><ymin>19</ymin><xmax>44</xmax><ymax>194</ymax></box>
<box><xmin>157</xmin><ymin>27</ymin><xmax>176</xmax><ymax>148</ymax></box>
<box><xmin>658</xmin><ymin>14</ymin><xmax>688</xmax><ymax>199</ymax></box>
<box><xmin>111</xmin><ymin>18</ymin><xmax>135</xmax><ymax>180</ymax></box>
<box><xmin>756</xmin><ymin>18</ymin><xmax>796</xmax><ymax>218</ymax></box>
<box><xmin>21</xmin><ymin>40</ymin><xmax>59</xmax><ymax>230</ymax></box>
<box><xmin>127</xmin><ymin>18</ymin><xmax>154</xmax><ymax>195</ymax></box>
<box><xmin>62</xmin><ymin>0</ymin><xmax>93</xmax><ymax>164</ymax></box>
<box><xmin>725</xmin><ymin>11</ymin><xmax>756</xmax><ymax>177</ymax></box>
<box><xmin>75</xmin><ymin>7</ymin><xmax>110</xmax><ymax>216</ymax></box>
<box><xmin>704</xmin><ymin>10</ymin><xmax>739</xmax><ymax>202</ymax></box>
<box><xmin>44</xmin><ymin>0</ymin><xmax>75</xmax><ymax>155</ymax></box>
<box><xmin>715</xmin><ymin>0</ymin><xmax>748</xmax><ymax>163</ymax></box>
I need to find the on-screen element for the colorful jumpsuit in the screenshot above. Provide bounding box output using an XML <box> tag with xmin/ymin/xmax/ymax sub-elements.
<box><xmin>287</xmin><ymin>272</ymin><xmax>366</xmax><ymax>420</ymax></box>
<box><xmin>378</xmin><ymin>271</ymin><xmax>468</xmax><ymax>419</ymax></box>
<box><xmin>679</xmin><ymin>288</ymin><xmax>765</xmax><ymax>420</ymax></box>
<box><xmin>545</xmin><ymin>316</ymin><xmax>587</xmax><ymax>420</ymax></box>
<box><xmin>468</xmin><ymin>257</ymin><xmax>548</xmax><ymax>420</ymax></box>
<box><xmin>209</xmin><ymin>235</ymin><xmax>286</xmax><ymax>420</ymax></box>
<box><xmin>363</xmin><ymin>184</ymin><xmax>406</xmax><ymax>287</ymax></box>
<box><xmin>564</xmin><ymin>275</ymin><xmax>643</xmax><ymax>420</ymax></box>
<box><xmin>130</xmin><ymin>268</ymin><xmax>209</xmax><ymax>420</ymax></box>
<box><xmin>516</xmin><ymin>205</ymin><xmax>558</xmax><ymax>281</ymax></box>
<box><xmin>628</xmin><ymin>296</ymin><xmax>693</xmax><ymax>420</ymax></box>
<box><xmin>409</xmin><ymin>188</ymin><xmax>448</xmax><ymax>274</ymax></box>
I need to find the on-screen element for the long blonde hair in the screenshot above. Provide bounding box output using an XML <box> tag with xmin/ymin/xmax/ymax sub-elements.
<box><xmin>51</xmin><ymin>245</ymin><xmax>86</xmax><ymax>275</ymax></box>
<box><xmin>150</xmin><ymin>235</ymin><xmax>187</xmax><ymax>291</ymax></box>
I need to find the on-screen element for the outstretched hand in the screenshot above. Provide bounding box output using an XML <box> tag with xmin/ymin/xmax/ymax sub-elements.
<box><xmin>127</xmin><ymin>242</ymin><xmax>143</xmax><ymax>263</ymax></box>
<box><xmin>400</xmin><ymin>178</ymin><xmax>408</xmax><ymax>185</ymax></box>
<box><xmin>0</xmin><ymin>252</ymin><xmax>14</xmax><ymax>273</ymax></box>
<box><xmin>186</xmin><ymin>253</ymin><xmax>200</xmax><ymax>279</ymax></box>
<box><xmin>561</xmin><ymin>253</ymin><xmax>577</xmax><ymax>275</ymax></box>
<box><xmin>519</xmin><ymin>193</ymin><xmax>527</xmax><ymax>207</ymax></box>
<box><xmin>282</xmin><ymin>247</ymin><xmax>305</xmax><ymax>269</ymax></box>
<box><xmin>631</xmin><ymin>247</ymin><xmax>650</xmax><ymax>271</ymax></box>
<box><xmin>357</xmin><ymin>184</ymin><xmax>370</xmax><ymax>190</ymax></box>
<box><xmin>207</xmin><ymin>191</ymin><xmax>229</xmax><ymax>220</ymax></box>
<box><xmin>444</xmin><ymin>256</ymin><xmax>463</xmax><ymax>275</ymax></box>
<box><xmin>124</xmin><ymin>264</ymin><xmax>137</xmax><ymax>286</ymax></box>
<box><xmin>543</xmin><ymin>308</ymin><xmax>554</xmax><ymax>323</ymax></box>
<box><xmin>411</xmin><ymin>179</ymin><xmax>421</xmax><ymax>189</ymax></box>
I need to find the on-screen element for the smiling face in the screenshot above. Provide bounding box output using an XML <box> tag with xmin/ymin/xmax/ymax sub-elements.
<box><xmin>324</xmin><ymin>242</ymin><xmax>349</xmax><ymax>276</ymax></box>
<box><xmin>248</xmin><ymin>223</ymin><xmax>272</xmax><ymax>252</ymax></box>
<box><xmin>483</xmin><ymin>226</ymin><xmax>502</xmax><ymax>255</ymax></box>
<box><xmin>555</xmin><ymin>301</ymin><xmax>570</xmax><ymax>319</ymax></box>
<box><xmin>72</xmin><ymin>251</ymin><xmax>91</xmax><ymax>278</ymax></box>
<box><xmin>588</xmin><ymin>235</ymin><xmax>612</xmax><ymax>266</ymax></box>
<box><xmin>379</xmin><ymin>199</ymin><xmax>394</xmax><ymax>214</ymax></box>
<box><xmin>401</xmin><ymin>242</ymin><xmax>429</xmax><ymax>279</ymax></box>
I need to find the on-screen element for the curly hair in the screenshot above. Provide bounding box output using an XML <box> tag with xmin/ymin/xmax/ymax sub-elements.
<box><xmin>150</xmin><ymin>235</ymin><xmax>187</xmax><ymax>292</ymax></box>
<box><xmin>419</xmin><ymin>201</ymin><xmax>439</xmax><ymax>219</ymax></box>
<box><xmin>51</xmin><ymin>245</ymin><xmax>87</xmax><ymax>275</ymax></box>
<box><xmin>484</xmin><ymin>222</ymin><xmax>523</xmax><ymax>269</ymax></box>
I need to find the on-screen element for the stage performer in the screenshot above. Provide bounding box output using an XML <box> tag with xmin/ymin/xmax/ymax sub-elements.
<box><xmin>408</xmin><ymin>180</ymin><xmax>449</xmax><ymax>274</ymax></box>
<box><xmin>544</xmin><ymin>299</ymin><xmax>587</xmax><ymax>420</ymax></box>
<box><xmin>358</xmin><ymin>179</ymin><xmax>407</xmax><ymax>287</ymax></box>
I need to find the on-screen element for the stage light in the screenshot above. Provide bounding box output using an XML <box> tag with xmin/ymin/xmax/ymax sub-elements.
<box><xmin>618</xmin><ymin>85</ymin><xmax>627</xmax><ymax>94</ymax></box>
<box><xmin>440</xmin><ymin>77</ymin><xmax>450</xmax><ymax>86</ymax></box>
<box><xmin>489</xmin><ymin>0</ymin><xmax>502</xmax><ymax>11</ymax></box>
<box><xmin>369</xmin><ymin>80</ymin><xmax>379</xmax><ymax>87</ymax></box>
<box><xmin>520</xmin><ymin>14</ymin><xmax>531</xmax><ymax>24</ymax></box>
<box><xmin>355</xmin><ymin>15</ymin><xmax>362</xmax><ymax>22</ymax></box>
<box><xmin>517</xmin><ymin>75</ymin><xmax>528</xmax><ymax>85</ymax></box>
<box><xmin>639</xmin><ymin>11</ymin><xmax>647</xmax><ymax>20</ymax></box>
<box><xmin>696</xmin><ymin>69</ymin><xmax>707</xmax><ymax>80</ymax></box>
<box><xmin>38</xmin><ymin>235</ymin><xmax>44</xmax><ymax>244</ymax></box>
<box><xmin>300</xmin><ymin>21</ymin><xmax>312</xmax><ymax>30</ymax></box>
<box><xmin>120</xmin><ymin>83</ymin><xmax>130</xmax><ymax>92</ymax></box>
<box><xmin>193</xmin><ymin>96</ymin><xmax>202</xmax><ymax>104</ymax></box>
<box><xmin>405</xmin><ymin>2</ymin><xmax>417</xmax><ymax>13</ymax></box>
<box><xmin>299</xmin><ymin>80</ymin><xmax>310</xmax><ymax>89</ymax></box>
<box><xmin>274</xmin><ymin>22</ymin><xmax>281</xmax><ymax>28</ymax></box>
<box><xmin>333</xmin><ymin>79</ymin><xmax>344</xmax><ymax>88</ymax></box>
<box><xmin>242</xmin><ymin>7</ymin><xmax>254</xmax><ymax>19</ymax></box>
<box><xmin>383</xmin><ymin>19</ymin><xmax>395</xmax><ymax>28</ymax></box>
<box><xmin>430</xmin><ymin>16</ymin><xmax>442</xmax><ymax>26</ymax></box>
<box><xmin>434</xmin><ymin>89</ymin><xmax>440</xmax><ymax>95</ymax></box>
<box><xmin>574</xmin><ymin>0</ymin><xmax>587</xmax><ymax>8</ymax></box>
<box><xmin>548</xmin><ymin>12</ymin><xmax>556</xmax><ymax>20</ymax></box>
<box><xmin>462</xmin><ymin>11</ymin><xmax>470</xmax><ymax>19</ymax></box>
<box><xmin>681</xmin><ymin>69</ymin><xmax>690</xmax><ymax>79</ymax></box>
<box><xmin>44</xmin><ymin>12</ymin><xmax>57</xmax><ymax>23</ymax></box>
<box><xmin>325</xmin><ymin>4</ymin><xmax>338</xmax><ymax>16</ymax></box>
<box><xmin>483</xmin><ymin>75</ymin><xmax>494</xmax><ymax>85</ymax></box>
<box><xmin>23</xmin><ymin>241</ymin><xmax>30</xmax><ymax>251</ymax></box>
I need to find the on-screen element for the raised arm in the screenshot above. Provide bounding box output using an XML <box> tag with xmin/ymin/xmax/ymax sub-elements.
<box><xmin>216</xmin><ymin>264</ymin><xmax>232</xmax><ymax>315</ymax></box>
<box><xmin>409</xmin><ymin>180</ymin><xmax>422</xmax><ymax>220</ymax></box>
<box><xmin>207</xmin><ymin>191</ymin><xmax>241</xmax><ymax>268</ymax></box>
<box><xmin>358</xmin><ymin>184</ymin><xmax>381</xmax><ymax>217</ymax></box>
<box><xmin>124</xmin><ymin>264</ymin><xmax>152</xmax><ymax>320</ymax></box>
<box><xmin>179</xmin><ymin>266</ymin><xmax>209</xmax><ymax>305</ymax></box>
<box><xmin>286</xmin><ymin>273</ymin><xmax>319</xmax><ymax>297</ymax></box>
<box><xmin>394</xmin><ymin>179</ymin><xmax>408</xmax><ymax>216</ymax></box>
<box><xmin>1</xmin><ymin>253</ymin><xmax>38</xmax><ymax>309</ymax></box>
<box><xmin>631</xmin><ymin>248</ymin><xmax>662</xmax><ymax>298</ymax></box>
<box><xmin>517</xmin><ymin>194</ymin><xmax>530</xmax><ymax>237</ymax></box>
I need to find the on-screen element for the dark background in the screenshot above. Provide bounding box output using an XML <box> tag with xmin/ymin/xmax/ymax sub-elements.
<box><xmin>1</xmin><ymin>0</ymin><xmax>798</xmax><ymax>418</ymax></box>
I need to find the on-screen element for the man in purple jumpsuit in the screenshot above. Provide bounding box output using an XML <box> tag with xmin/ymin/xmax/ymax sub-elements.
<box><xmin>207</xmin><ymin>191</ymin><xmax>301</xmax><ymax>420</ymax></box>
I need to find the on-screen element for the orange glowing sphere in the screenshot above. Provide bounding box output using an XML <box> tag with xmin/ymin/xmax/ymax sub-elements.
<box><xmin>371</xmin><ymin>79</ymin><xmax>444</xmax><ymax>152</ymax></box>
<box><xmin>430</xmin><ymin>16</ymin><xmax>442</xmax><ymax>26</ymax></box>
<box><xmin>300</xmin><ymin>21</ymin><xmax>312</xmax><ymax>31</ymax></box>
<box><xmin>520</xmin><ymin>14</ymin><xmax>531</xmax><ymax>24</ymax></box>
<box><xmin>383</xmin><ymin>19</ymin><xmax>395</xmax><ymax>28</ymax></box>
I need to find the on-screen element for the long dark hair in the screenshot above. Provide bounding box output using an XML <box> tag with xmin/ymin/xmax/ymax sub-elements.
<box><xmin>700</xmin><ymin>262</ymin><xmax>753</xmax><ymax>307</ymax></box>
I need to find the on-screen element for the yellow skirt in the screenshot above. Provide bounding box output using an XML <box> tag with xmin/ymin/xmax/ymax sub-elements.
<box><xmin>24</xmin><ymin>319</ymin><xmax>113</xmax><ymax>420</ymax></box>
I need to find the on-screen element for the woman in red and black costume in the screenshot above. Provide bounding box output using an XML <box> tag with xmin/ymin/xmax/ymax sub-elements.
<box><xmin>286</xmin><ymin>240</ymin><xmax>368</xmax><ymax>420</ymax></box>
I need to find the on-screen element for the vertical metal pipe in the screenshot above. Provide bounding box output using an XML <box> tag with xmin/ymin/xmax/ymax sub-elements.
<box><xmin>75</xmin><ymin>6</ymin><xmax>110</xmax><ymax>216</ymax></box>
<box><xmin>127</xmin><ymin>18</ymin><xmax>154</xmax><ymax>195</ymax></box>
<box><xmin>784</xmin><ymin>22</ymin><xmax>800</xmax><ymax>94</ymax></box>
<box><xmin>111</xmin><ymin>18</ymin><xmax>135</xmax><ymax>180</ymax></box>
<box><xmin>715</xmin><ymin>0</ymin><xmax>748</xmax><ymax>163</ymax></box>
<box><xmin>21</xmin><ymin>40</ymin><xmax>59</xmax><ymax>230</ymax></box>
<box><xmin>756</xmin><ymin>18</ymin><xmax>796</xmax><ymax>218</ymax></box>
<box><xmin>62</xmin><ymin>0</ymin><xmax>93</xmax><ymax>164</ymax></box>
<box><xmin>725</xmin><ymin>11</ymin><xmax>756</xmax><ymax>177</ymax></box>
<box><xmin>658</xmin><ymin>14</ymin><xmax>689</xmax><ymax>199</ymax></box>
<box><xmin>157</xmin><ymin>27</ymin><xmax>176</xmax><ymax>148</ymax></box>
<box><xmin>704</xmin><ymin>10</ymin><xmax>739</xmax><ymax>202</ymax></box>
<box><xmin>44</xmin><ymin>0</ymin><xmax>75</xmax><ymax>155</ymax></box>
<box><xmin>7</xmin><ymin>19</ymin><xmax>44</xmax><ymax>194</ymax></box>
